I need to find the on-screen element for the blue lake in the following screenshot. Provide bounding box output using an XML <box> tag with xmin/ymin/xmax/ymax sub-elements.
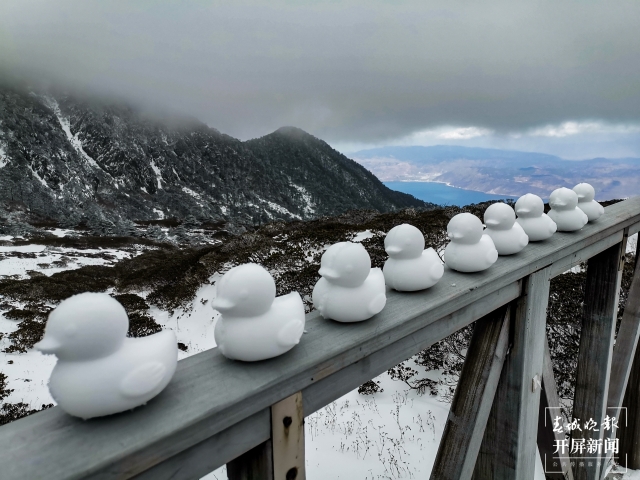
<box><xmin>384</xmin><ymin>181</ymin><xmax>517</xmax><ymax>207</ymax></box>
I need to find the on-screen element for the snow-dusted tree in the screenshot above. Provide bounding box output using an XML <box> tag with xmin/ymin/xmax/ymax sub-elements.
<box><xmin>144</xmin><ymin>225</ymin><xmax>166</xmax><ymax>241</ymax></box>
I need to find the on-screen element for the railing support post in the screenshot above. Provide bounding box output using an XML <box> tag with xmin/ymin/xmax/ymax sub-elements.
<box><xmin>571</xmin><ymin>239</ymin><xmax>626</xmax><ymax>480</ymax></box>
<box><xmin>430</xmin><ymin>304</ymin><xmax>510</xmax><ymax>480</ymax></box>
<box><xmin>473</xmin><ymin>267</ymin><xmax>551</xmax><ymax>480</ymax></box>
<box><xmin>227</xmin><ymin>392</ymin><xmax>305</xmax><ymax>480</ymax></box>
<box><xmin>617</xmin><ymin>238</ymin><xmax>640</xmax><ymax>471</ymax></box>
<box><xmin>538</xmin><ymin>334</ymin><xmax>574</xmax><ymax>480</ymax></box>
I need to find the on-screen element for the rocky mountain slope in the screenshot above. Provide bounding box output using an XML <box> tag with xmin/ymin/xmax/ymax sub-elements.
<box><xmin>352</xmin><ymin>145</ymin><xmax>640</xmax><ymax>200</ymax></box>
<box><xmin>0</xmin><ymin>84</ymin><xmax>425</xmax><ymax>229</ymax></box>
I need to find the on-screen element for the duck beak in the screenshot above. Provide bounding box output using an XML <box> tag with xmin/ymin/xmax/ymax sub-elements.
<box><xmin>211</xmin><ymin>297</ymin><xmax>235</xmax><ymax>312</ymax></box>
<box><xmin>485</xmin><ymin>219</ymin><xmax>500</xmax><ymax>226</ymax></box>
<box><xmin>452</xmin><ymin>232</ymin><xmax>463</xmax><ymax>240</ymax></box>
<box><xmin>517</xmin><ymin>208</ymin><xmax>530</xmax><ymax>214</ymax></box>
<box><xmin>319</xmin><ymin>267</ymin><xmax>339</xmax><ymax>280</ymax></box>
<box><xmin>35</xmin><ymin>337</ymin><xmax>61</xmax><ymax>355</ymax></box>
<box><xmin>577</xmin><ymin>194</ymin><xmax>585</xmax><ymax>199</ymax></box>
<box><xmin>385</xmin><ymin>246</ymin><xmax>401</xmax><ymax>254</ymax></box>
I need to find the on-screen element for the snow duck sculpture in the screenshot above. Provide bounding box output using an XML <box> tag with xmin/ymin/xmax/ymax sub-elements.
<box><xmin>548</xmin><ymin>187</ymin><xmax>588</xmax><ymax>232</ymax></box>
<box><xmin>444</xmin><ymin>213</ymin><xmax>498</xmax><ymax>273</ymax></box>
<box><xmin>573</xmin><ymin>183</ymin><xmax>604</xmax><ymax>222</ymax></box>
<box><xmin>484</xmin><ymin>203</ymin><xmax>529</xmax><ymax>255</ymax></box>
<box><xmin>383</xmin><ymin>223</ymin><xmax>443</xmax><ymax>291</ymax></box>
<box><xmin>313</xmin><ymin>242</ymin><xmax>386</xmax><ymax>322</ymax></box>
<box><xmin>36</xmin><ymin>292</ymin><xmax>178</xmax><ymax>419</ymax></box>
<box><xmin>212</xmin><ymin>263</ymin><xmax>305</xmax><ymax>362</ymax></box>
<box><xmin>515</xmin><ymin>193</ymin><xmax>557</xmax><ymax>241</ymax></box>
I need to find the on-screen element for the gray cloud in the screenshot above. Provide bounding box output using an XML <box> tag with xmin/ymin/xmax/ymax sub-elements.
<box><xmin>1</xmin><ymin>0</ymin><xmax>640</xmax><ymax>146</ymax></box>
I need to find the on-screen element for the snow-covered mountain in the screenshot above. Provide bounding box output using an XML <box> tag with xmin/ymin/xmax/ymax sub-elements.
<box><xmin>0</xmin><ymin>84</ymin><xmax>424</xmax><ymax>227</ymax></box>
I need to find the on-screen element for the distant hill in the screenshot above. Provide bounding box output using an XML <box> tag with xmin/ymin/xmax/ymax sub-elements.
<box><xmin>351</xmin><ymin>145</ymin><xmax>640</xmax><ymax>200</ymax></box>
<box><xmin>0</xmin><ymin>85</ymin><xmax>426</xmax><ymax>228</ymax></box>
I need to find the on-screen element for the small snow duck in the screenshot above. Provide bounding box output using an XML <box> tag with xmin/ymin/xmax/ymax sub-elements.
<box><xmin>515</xmin><ymin>193</ymin><xmax>557</xmax><ymax>241</ymax></box>
<box><xmin>484</xmin><ymin>203</ymin><xmax>529</xmax><ymax>255</ymax></box>
<box><xmin>212</xmin><ymin>263</ymin><xmax>305</xmax><ymax>362</ymax></box>
<box><xmin>36</xmin><ymin>293</ymin><xmax>178</xmax><ymax>419</ymax></box>
<box><xmin>548</xmin><ymin>187</ymin><xmax>588</xmax><ymax>232</ymax></box>
<box><xmin>444</xmin><ymin>213</ymin><xmax>498</xmax><ymax>273</ymax></box>
<box><xmin>312</xmin><ymin>242</ymin><xmax>386</xmax><ymax>322</ymax></box>
<box><xmin>383</xmin><ymin>223</ymin><xmax>443</xmax><ymax>291</ymax></box>
<box><xmin>573</xmin><ymin>183</ymin><xmax>604</xmax><ymax>222</ymax></box>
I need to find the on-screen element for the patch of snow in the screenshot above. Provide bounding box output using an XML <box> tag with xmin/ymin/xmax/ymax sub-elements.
<box><xmin>0</xmin><ymin>245</ymin><xmax>135</xmax><ymax>280</ymax></box>
<box><xmin>149</xmin><ymin>274</ymin><xmax>222</xmax><ymax>359</ymax></box>
<box><xmin>0</xmin><ymin>142</ymin><xmax>7</xmax><ymax>169</ymax></box>
<box><xmin>0</xmin><ymin>244</ymin><xmax>47</xmax><ymax>253</ymax></box>
<box><xmin>150</xmin><ymin>160</ymin><xmax>163</xmax><ymax>190</ymax></box>
<box><xmin>29</xmin><ymin>167</ymin><xmax>49</xmax><ymax>188</ymax></box>
<box><xmin>255</xmin><ymin>196</ymin><xmax>302</xmax><ymax>220</ymax></box>
<box><xmin>291</xmin><ymin>183</ymin><xmax>316</xmax><ymax>215</ymax></box>
<box><xmin>182</xmin><ymin>186</ymin><xmax>202</xmax><ymax>200</ymax></box>
<box><xmin>41</xmin><ymin>95</ymin><xmax>101</xmax><ymax>169</ymax></box>
<box><xmin>352</xmin><ymin>230</ymin><xmax>374</xmax><ymax>242</ymax></box>
<box><xmin>48</xmin><ymin>229</ymin><xmax>75</xmax><ymax>238</ymax></box>
<box><xmin>153</xmin><ymin>208</ymin><xmax>165</xmax><ymax>220</ymax></box>
<box><xmin>628</xmin><ymin>233</ymin><xmax>638</xmax><ymax>255</ymax></box>
<box><xmin>219</xmin><ymin>205</ymin><xmax>228</xmax><ymax>215</ymax></box>
<box><xmin>141</xmin><ymin>187</ymin><xmax>148</xmax><ymax>194</ymax></box>
<box><xmin>182</xmin><ymin>187</ymin><xmax>205</xmax><ymax>207</ymax></box>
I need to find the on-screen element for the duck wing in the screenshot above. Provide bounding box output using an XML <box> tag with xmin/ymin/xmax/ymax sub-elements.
<box><xmin>120</xmin><ymin>362</ymin><xmax>167</xmax><ymax>398</ymax></box>
<box><xmin>277</xmin><ymin>319</ymin><xmax>305</xmax><ymax>348</ymax></box>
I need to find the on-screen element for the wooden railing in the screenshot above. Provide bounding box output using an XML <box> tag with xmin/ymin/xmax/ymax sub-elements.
<box><xmin>1</xmin><ymin>197</ymin><xmax>639</xmax><ymax>480</ymax></box>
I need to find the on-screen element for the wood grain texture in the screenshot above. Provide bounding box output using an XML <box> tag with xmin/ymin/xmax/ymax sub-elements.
<box><xmin>473</xmin><ymin>267</ymin><xmax>551</xmax><ymax>480</ymax></box>
<box><xmin>614</xmin><ymin>253</ymin><xmax>640</xmax><ymax>472</ymax></box>
<box><xmin>272</xmin><ymin>392</ymin><xmax>305</xmax><ymax>480</ymax></box>
<box><xmin>572</xmin><ymin>240</ymin><xmax>625</xmax><ymax>480</ymax></box>
<box><xmin>539</xmin><ymin>335</ymin><xmax>574</xmax><ymax>480</ymax></box>
<box><xmin>0</xmin><ymin>198</ymin><xmax>638</xmax><ymax>480</ymax></box>
<box><xmin>430</xmin><ymin>305</ymin><xmax>510</xmax><ymax>480</ymax></box>
<box><xmin>599</xmin><ymin>247</ymin><xmax>640</xmax><ymax>476</ymax></box>
<box><xmin>619</xmin><ymin>345</ymin><xmax>640</xmax><ymax>470</ymax></box>
<box><xmin>134</xmin><ymin>409</ymin><xmax>270</xmax><ymax>480</ymax></box>
<box><xmin>227</xmin><ymin>440</ymin><xmax>274</xmax><ymax>480</ymax></box>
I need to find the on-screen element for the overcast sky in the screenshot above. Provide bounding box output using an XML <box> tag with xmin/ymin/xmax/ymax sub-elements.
<box><xmin>1</xmin><ymin>0</ymin><xmax>639</xmax><ymax>158</ymax></box>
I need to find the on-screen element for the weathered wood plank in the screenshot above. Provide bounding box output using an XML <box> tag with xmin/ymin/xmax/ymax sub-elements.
<box><xmin>571</xmin><ymin>240</ymin><xmax>626</xmax><ymax>480</ymax></box>
<box><xmin>473</xmin><ymin>267</ymin><xmax>551</xmax><ymax>480</ymax></box>
<box><xmin>134</xmin><ymin>409</ymin><xmax>271</xmax><ymax>480</ymax></box>
<box><xmin>430</xmin><ymin>305</ymin><xmax>510</xmax><ymax>480</ymax></box>
<box><xmin>0</xmin><ymin>198</ymin><xmax>638</xmax><ymax>480</ymax></box>
<box><xmin>549</xmin><ymin>231</ymin><xmax>623</xmax><ymax>278</ymax></box>
<box><xmin>227</xmin><ymin>440</ymin><xmax>274</xmax><ymax>480</ymax></box>
<box><xmin>538</xmin><ymin>334</ymin><xmax>574</xmax><ymax>480</ymax></box>
<box><xmin>272</xmin><ymin>392</ymin><xmax>305</xmax><ymax>480</ymax></box>
<box><xmin>597</xmin><ymin>245</ymin><xmax>640</xmax><ymax>476</ymax></box>
<box><xmin>303</xmin><ymin>281</ymin><xmax>521</xmax><ymax>416</ymax></box>
<box><xmin>619</xmin><ymin>346</ymin><xmax>640</xmax><ymax>470</ymax></box>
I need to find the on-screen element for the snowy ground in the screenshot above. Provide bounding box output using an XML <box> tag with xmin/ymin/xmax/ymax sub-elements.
<box><xmin>1</xmin><ymin>230</ymin><xmax>637</xmax><ymax>478</ymax></box>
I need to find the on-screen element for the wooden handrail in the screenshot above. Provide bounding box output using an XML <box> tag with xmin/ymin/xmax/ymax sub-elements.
<box><xmin>0</xmin><ymin>197</ymin><xmax>639</xmax><ymax>480</ymax></box>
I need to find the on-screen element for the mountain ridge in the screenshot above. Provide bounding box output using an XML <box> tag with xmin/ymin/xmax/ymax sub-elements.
<box><xmin>0</xmin><ymin>86</ymin><xmax>426</xmax><ymax>230</ymax></box>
